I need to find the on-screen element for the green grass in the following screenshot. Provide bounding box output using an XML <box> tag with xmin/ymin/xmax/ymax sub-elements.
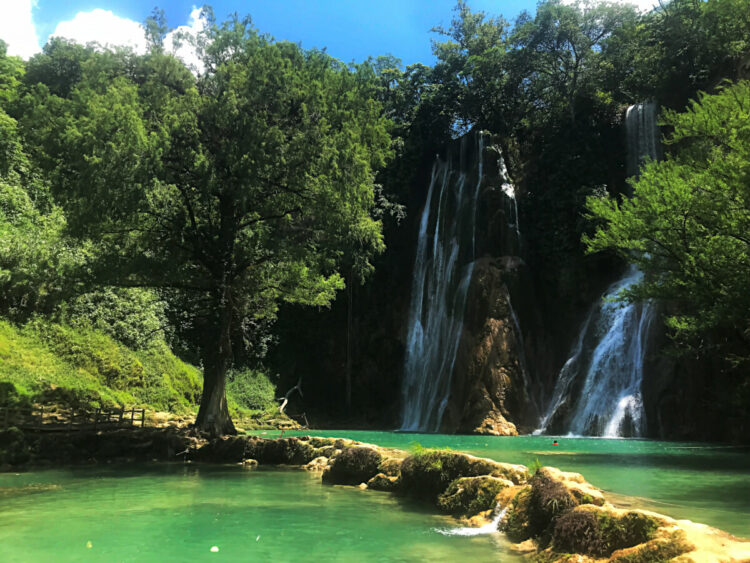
<box><xmin>0</xmin><ymin>319</ymin><xmax>201</xmax><ymax>412</ymax></box>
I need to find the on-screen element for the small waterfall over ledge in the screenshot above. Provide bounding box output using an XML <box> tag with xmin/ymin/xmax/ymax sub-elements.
<box><xmin>536</xmin><ymin>103</ymin><xmax>659</xmax><ymax>437</ymax></box>
<box><xmin>399</xmin><ymin>134</ymin><xmax>486</xmax><ymax>432</ymax></box>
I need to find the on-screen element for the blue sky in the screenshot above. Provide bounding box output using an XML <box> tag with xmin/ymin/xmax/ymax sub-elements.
<box><xmin>3</xmin><ymin>1</ymin><xmax>655</xmax><ymax>65</ymax></box>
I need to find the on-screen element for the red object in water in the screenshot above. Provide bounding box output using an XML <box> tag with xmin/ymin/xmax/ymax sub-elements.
<box><xmin>552</xmin><ymin>441</ymin><xmax>559</xmax><ymax>446</ymax></box>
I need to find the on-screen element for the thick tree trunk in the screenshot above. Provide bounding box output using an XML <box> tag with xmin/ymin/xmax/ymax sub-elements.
<box><xmin>195</xmin><ymin>288</ymin><xmax>237</xmax><ymax>437</ymax></box>
<box><xmin>345</xmin><ymin>277</ymin><xmax>353</xmax><ymax>413</ymax></box>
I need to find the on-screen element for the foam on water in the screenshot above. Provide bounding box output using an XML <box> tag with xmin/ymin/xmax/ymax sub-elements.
<box><xmin>436</xmin><ymin>506</ymin><xmax>508</xmax><ymax>537</ymax></box>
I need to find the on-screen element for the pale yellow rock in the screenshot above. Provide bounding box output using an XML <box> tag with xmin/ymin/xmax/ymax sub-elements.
<box><xmin>303</xmin><ymin>456</ymin><xmax>329</xmax><ymax>472</ymax></box>
<box><xmin>537</xmin><ymin>466</ymin><xmax>606</xmax><ymax>506</ymax></box>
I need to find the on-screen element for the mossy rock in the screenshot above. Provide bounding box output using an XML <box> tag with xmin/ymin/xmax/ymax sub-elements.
<box><xmin>527</xmin><ymin>472</ymin><xmax>578</xmax><ymax>543</ymax></box>
<box><xmin>552</xmin><ymin>506</ymin><xmax>662</xmax><ymax>558</ymax></box>
<box><xmin>367</xmin><ymin>472</ymin><xmax>400</xmax><ymax>492</ymax></box>
<box><xmin>194</xmin><ymin>436</ymin><xmax>248</xmax><ymax>462</ymax></box>
<box><xmin>437</xmin><ymin>475</ymin><xmax>512</xmax><ymax>517</ymax></box>
<box><xmin>503</xmin><ymin>486</ymin><xmax>533</xmax><ymax>542</ymax></box>
<box><xmin>377</xmin><ymin>457</ymin><xmax>403</xmax><ymax>477</ymax></box>
<box><xmin>322</xmin><ymin>446</ymin><xmax>382</xmax><ymax>486</ymax></box>
<box><xmin>503</xmin><ymin>471</ymin><xmax>578</xmax><ymax>544</ymax></box>
<box><xmin>536</xmin><ymin>467</ymin><xmax>605</xmax><ymax>507</ymax></box>
<box><xmin>242</xmin><ymin>437</ymin><xmax>317</xmax><ymax>465</ymax></box>
<box><xmin>400</xmin><ymin>449</ymin><xmax>528</xmax><ymax>500</ymax></box>
<box><xmin>609</xmin><ymin>529</ymin><xmax>693</xmax><ymax>562</ymax></box>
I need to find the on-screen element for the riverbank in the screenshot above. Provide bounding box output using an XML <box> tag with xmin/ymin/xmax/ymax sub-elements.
<box><xmin>2</xmin><ymin>428</ymin><xmax>748</xmax><ymax>561</ymax></box>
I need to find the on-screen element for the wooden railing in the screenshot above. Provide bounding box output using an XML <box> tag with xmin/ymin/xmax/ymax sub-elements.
<box><xmin>0</xmin><ymin>405</ymin><xmax>146</xmax><ymax>431</ymax></box>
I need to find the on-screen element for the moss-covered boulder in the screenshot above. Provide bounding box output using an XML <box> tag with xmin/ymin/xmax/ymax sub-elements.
<box><xmin>551</xmin><ymin>505</ymin><xmax>664</xmax><ymax>558</ymax></box>
<box><xmin>194</xmin><ymin>436</ymin><xmax>248</xmax><ymax>462</ymax></box>
<box><xmin>322</xmin><ymin>446</ymin><xmax>382</xmax><ymax>485</ymax></box>
<box><xmin>367</xmin><ymin>472</ymin><xmax>400</xmax><ymax>492</ymax></box>
<box><xmin>503</xmin><ymin>486</ymin><xmax>533</xmax><ymax>542</ymax></box>
<box><xmin>400</xmin><ymin>449</ymin><xmax>528</xmax><ymax>500</ymax></box>
<box><xmin>502</xmin><ymin>470</ymin><xmax>578</xmax><ymax>544</ymax></box>
<box><xmin>536</xmin><ymin>466</ymin><xmax>605</xmax><ymax>506</ymax></box>
<box><xmin>304</xmin><ymin>456</ymin><xmax>329</xmax><ymax>472</ymax></box>
<box><xmin>377</xmin><ymin>456</ymin><xmax>403</xmax><ymax>477</ymax></box>
<box><xmin>609</xmin><ymin>528</ymin><xmax>693</xmax><ymax>562</ymax></box>
<box><xmin>437</xmin><ymin>475</ymin><xmax>513</xmax><ymax>517</ymax></box>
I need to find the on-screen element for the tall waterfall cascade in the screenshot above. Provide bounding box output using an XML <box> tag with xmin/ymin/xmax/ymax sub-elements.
<box><xmin>536</xmin><ymin>103</ymin><xmax>659</xmax><ymax>437</ymax></box>
<box><xmin>399</xmin><ymin>135</ymin><xmax>486</xmax><ymax>432</ymax></box>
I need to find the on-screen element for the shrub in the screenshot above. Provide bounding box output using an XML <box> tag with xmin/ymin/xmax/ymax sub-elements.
<box><xmin>0</xmin><ymin>381</ymin><xmax>31</xmax><ymax>408</ymax></box>
<box><xmin>0</xmin><ymin>426</ymin><xmax>30</xmax><ymax>466</ymax></box>
<box><xmin>226</xmin><ymin>368</ymin><xmax>277</xmax><ymax>411</ymax></box>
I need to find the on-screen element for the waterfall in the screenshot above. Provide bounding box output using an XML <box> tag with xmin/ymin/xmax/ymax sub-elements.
<box><xmin>399</xmin><ymin>135</ymin><xmax>485</xmax><ymax>432</ymax></box>
<box><xmin>536</xmin><ymin>103</ymin><xmax>659</xmax><ymax>437</ymax></box>
<box><xmin>499</xmin><ymin>156</ymin><xmax>521</xmax><ymax>250</ymax></box>
<box><xmin>625</xmin><ymin>102</ymin><xmax>659</xmax><ymax>177</ymax></box>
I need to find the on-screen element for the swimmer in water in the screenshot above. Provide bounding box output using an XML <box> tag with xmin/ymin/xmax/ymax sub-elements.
<box><xmin>552</xmin><ymin>440</ymin><xmax>559</xmax><ymax>446</ymax></box>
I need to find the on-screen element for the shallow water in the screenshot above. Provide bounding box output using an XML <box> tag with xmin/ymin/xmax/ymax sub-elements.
<box><xmin>0</xmin><ymin>464</ymin><xmax>520</xmax><ymax>563</ymax></box>
<box><xmin>278</xmin><ymin>430</ymin><xmax>750</xmax><ymax>538</ymax></box>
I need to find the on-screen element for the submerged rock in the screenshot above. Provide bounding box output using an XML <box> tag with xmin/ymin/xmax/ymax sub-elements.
<box><xmin>242</xmin><ymin>459</ymin><xmax>258</xmax><ymax>469</ymax></box>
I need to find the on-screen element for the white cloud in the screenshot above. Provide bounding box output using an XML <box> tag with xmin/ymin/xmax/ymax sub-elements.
<box><xmin>50</xmin><ymin>8</ymin><xmax>148</xmax><ymax>53</ymax></box>
<box><xmin>47</xmin><ymin>6</ymin><xmax>205</xmax><ymax>73</ymax></box>
<box><xmin>164</xmin><ymin>7</ymin><xmax>206</xmax><ymax>73</ymax></box>
<box><xmin>0</xmin><ymin>0</ymin><xmax>41</xmax><ymax>59</ymax></box>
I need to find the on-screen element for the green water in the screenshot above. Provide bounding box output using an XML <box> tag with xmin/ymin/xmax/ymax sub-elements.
<box><xmin>279</xmin><ymin>430</ymin><xmax>750</xmax><ymax>538</ymax></box>
<box><xmin>1</xmin><ymin>433</ymin><xmax>748</xmax><ymax>562</ymax></box>
<box><xmin>0</xmin><ymin>464</ymin><xmax>520</xmax><ymax>562</ymax></box>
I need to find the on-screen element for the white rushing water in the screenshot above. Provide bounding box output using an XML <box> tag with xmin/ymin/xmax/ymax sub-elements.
<box><xmin>436</xmin><ymin>506</ymin><xmax>508</xmax><ymax>537</ymax></box>
<box><xmin>626</xmin><ymin>102</ymin><xmax>659</xmax><ymax>177</ymax></box>
<box><xmin>400</xmin><ymin>135</ymin><xmax>485</xmax><ymax>432</ymax></box>
<box><xmin>536</xmin><ymin>102</ymin><xmax>659</xmax><ymax>437</ymax></box>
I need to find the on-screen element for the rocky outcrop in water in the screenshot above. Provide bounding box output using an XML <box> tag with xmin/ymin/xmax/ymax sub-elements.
<box><xmin>443</xmin><ymin>258</ymin><xmax>525</xmax><ymax>436</ymax></box>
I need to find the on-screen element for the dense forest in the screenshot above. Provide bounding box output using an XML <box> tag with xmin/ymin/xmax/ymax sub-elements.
<box><xmin>1</xmin><ymin>0</ymin><xmax>749</xmax><ymax>440</ymax></box>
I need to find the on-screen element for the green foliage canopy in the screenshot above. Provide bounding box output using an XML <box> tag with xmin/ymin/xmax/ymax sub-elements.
<box><xmin>585</xmin><ymin>81</ymin><xmax>750</xmax><ymax>357</ymax></box>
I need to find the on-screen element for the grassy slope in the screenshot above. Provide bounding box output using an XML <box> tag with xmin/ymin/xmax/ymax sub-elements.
<box><xmin>0</xmin><ymin>320</ymin><xmax>201</xmax><ymax>413</ymax></box>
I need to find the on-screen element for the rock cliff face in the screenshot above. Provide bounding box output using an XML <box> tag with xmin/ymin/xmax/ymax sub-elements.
<box><xmin>442</xmin><ymin>258</ymin><xmax>525</xmax><ymax>436</ymax></box>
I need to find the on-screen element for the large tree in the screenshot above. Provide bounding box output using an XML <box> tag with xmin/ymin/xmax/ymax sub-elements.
<box><xmin>19</xmin><ymin>14</ymin><xmax>391</xmax><ymax>435</ymax></box>
<box><xmin>584</xmin><ymin>80</ymin><xmax>750</xmax><ymax>361</ymax></box>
